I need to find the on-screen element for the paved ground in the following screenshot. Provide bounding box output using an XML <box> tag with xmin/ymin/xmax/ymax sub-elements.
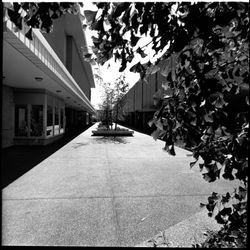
<box><xmin>2</xmin><ymin>123</ymin><xmax>237</xmax><ymax>246</ymax></box>
<box><xmin>1</xmin><ymin>125</ymin><xmax>92</xmax><ymax>188</ymax></box>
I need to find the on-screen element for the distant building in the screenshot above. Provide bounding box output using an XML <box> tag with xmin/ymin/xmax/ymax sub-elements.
<box><xmin>121</xmin><ymin>62</ymin><xmax>249</xmax><ymax>136</ymax></box>
<box><xmin>2</xmin><ymin>3</ymin><xmax>96</xmax><ymax>148</ymax></box>
<box><xmin>121</xmin><ymin>72</ymin><xmax>166</xmax><ymax>134</ymax></box>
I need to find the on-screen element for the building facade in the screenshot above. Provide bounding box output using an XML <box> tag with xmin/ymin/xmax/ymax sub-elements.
<box><xmin>2</xmin><ymin>4</ymin><xmax>96</xmax><ymax>148</ymax></box>
<box><xmin>121</xmin><ymin>63</ymin><xmax>249</xmax><ymax>136</ymax></box>
<box><xmin>121</xmin><ymin>72</ymin><xmax>166</xmax><ymax>134</ymax></box>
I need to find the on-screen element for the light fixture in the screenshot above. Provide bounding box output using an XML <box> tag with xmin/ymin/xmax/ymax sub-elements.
<box><xmin>35</xmin><ymin>77</ymin><xmax>43</xmax><ymax>82</ymax></box>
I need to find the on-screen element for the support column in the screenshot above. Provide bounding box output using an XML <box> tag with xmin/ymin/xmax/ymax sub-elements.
<box><xmin>27</xmin><ymin>104</ymin><xmax>31</xmax><ymax>137</ymax></box>
<box><xmin>52</xmin><ymin>98</ymin><xmax>55</xmax><ymax>136</ymax></box>
<box><xmin>43</xmin><ymin>95</ymin><xmax>47</xmax><ymax>138</ymax></box>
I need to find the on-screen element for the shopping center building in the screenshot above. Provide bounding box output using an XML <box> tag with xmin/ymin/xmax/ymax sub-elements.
<box><xmin>2</xmin><ymin>5</ymin><xmax>96</xmax><ymax>148</ymax></box>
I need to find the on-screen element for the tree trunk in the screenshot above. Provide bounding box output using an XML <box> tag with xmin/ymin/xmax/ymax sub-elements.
<box><xmin>115</xmin><ymin>105</ymin><xmax>119</xmax><ymax>130</ymax></box>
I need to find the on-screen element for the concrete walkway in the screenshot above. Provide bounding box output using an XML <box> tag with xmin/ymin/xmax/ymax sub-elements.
<box><xmin>2</xmin><ymin>123</ymin><xmax>236</xmax><ymax>246</ymax></box>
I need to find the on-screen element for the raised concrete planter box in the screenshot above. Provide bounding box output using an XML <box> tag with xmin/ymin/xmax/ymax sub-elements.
<box><xmin>92</xmin><ymin>130</ymin><xmax>134</xmax><ymax>136</ymax></box>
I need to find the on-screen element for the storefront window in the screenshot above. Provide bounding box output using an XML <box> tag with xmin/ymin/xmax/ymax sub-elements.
<box><xmin>30</xmin><ymin>105</ymin><xmax>43</xmax><ymax>136</ymax></box>
<box><xmin>15</xmin><ymin>105</ymin><xmax>28</xmax><ymax>136</ymax></box>
<box><xmin>60</xmin><ymin>107</ymin><xmax>64</xmax><ymax>133</ymax></box>
<box><xmin>47</xmin><ymin>105</ymin><xmax>53</xmax><ymax>136</ymax></box>
<box><xmin>54</xmin><ymin>103</ymin><xmax>60</xmax><ymax>135</ymax></box>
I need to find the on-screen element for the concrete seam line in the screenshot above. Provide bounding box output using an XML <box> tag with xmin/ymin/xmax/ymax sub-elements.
<box><xmin>2</xmin><ymin>193</ymin><xmax>220</xmax><ymax>201</ymax></box>
<box><xmin>105</xmin><ymin>144</ymin><xmax>122</xmax><ymax>246</ymax></box>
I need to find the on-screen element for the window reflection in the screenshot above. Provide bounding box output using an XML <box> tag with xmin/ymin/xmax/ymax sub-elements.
<box><xmin>47</xmin><ymin>105</ymin><xmax>53</xmax><ymax>136</ymax></box>
<box><xmin>30</xmin><ymin>105</ymin><xmax>43</xmax><ymax>136</ymax></box>
<box><xmin>60</xmin><ymin>107</ymin><xmax>64</xmax><ymax>133</ymax></box>
<box><xmin>15</xmin><ymin>105</ymin><xmax>28</xmax><ymax>136</ymax></box>
<box><xmin>54</xmin><ymin>103</ymin><xmax>60</xmax><ymax>135</ymax></box>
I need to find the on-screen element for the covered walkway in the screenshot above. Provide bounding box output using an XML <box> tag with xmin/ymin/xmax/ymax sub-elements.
<box><xmin>2</xmin><ymin>123</ymin><xmax>235</xmax><ymax>246</ymax></box>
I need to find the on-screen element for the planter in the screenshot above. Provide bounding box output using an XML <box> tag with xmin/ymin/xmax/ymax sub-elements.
<box><xmin>92</xmin><ymin>129</ymin><xmax>134</xmax><ymax>137</ymax></box>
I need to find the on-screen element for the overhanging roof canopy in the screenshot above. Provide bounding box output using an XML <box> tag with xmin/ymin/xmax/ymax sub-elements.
<box><xmin>3</xmin><ymin>15</ymin><xmax>96</xmax><ymax>114</ymax></box>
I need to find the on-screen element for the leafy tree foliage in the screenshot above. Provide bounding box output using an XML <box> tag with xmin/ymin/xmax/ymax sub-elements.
<box><xmin>98</xmin><ymin>75</ymin><xmax>129</xmax><ymax>130</ymax></box>
<box><xmin>98</xmin><ymin>82</ymin><xmax>114</xmax><ymax>130</ymax></box>
<box><xmin>5</xmin><ymin>2</ymin><xmax>249</xmax><ymax>247</ymax></box>
<box><xmin>83</xmin><ymin>3</ymin><xmax>249</xmax><ymax>246</ymax></box>
<box><xmin>4</xmin><ymin>2</ymin><xmax>82</xmax><ymax>39</ymax></box>
<box><xmin>112</xmin><ymin>75</ymin><xmax>129</xmax><ymax>130</ymax></box>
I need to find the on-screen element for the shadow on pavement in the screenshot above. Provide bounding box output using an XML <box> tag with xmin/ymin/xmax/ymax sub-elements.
<box><xmin>1</xmin><ymin>125</ymin><xmax>93</xmax><ymax>189</ymax></box>
<box><xmin>92</xmin><ymin>136</ymin><xmax>130</xmax><ymax>144</ymax></box>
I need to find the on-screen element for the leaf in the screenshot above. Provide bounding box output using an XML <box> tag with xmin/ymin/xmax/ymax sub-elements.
<box><xmin>184</xmin><ymin>59</ymin><xmax>190</xmax><ymax>69</ymax></box>
<box><xmin>199</xmin><ymin>163</ymin><xmax>204</xmax><ymax>172</ymax></box>
<box><xmin>25</xmin><ymin>27</ymin><xmax>33</xmax><ymax>40</ymax></box>
<box><xmin>143</xmin><ymin>76</ymin><xmax>149</xmax><ymax>84</ymax></box>
<box><xmin>190</xmin><ymin>160</ymin><xmax>198</xmax><ymax>168</ymax></box>
<box><xmin>238</xmin><ymin>55</ymin><xmax>247</xmax><ymax>61</ymax></box>
<box><xmin>131</xmin><ymin>12</ymin><xmax>139</xmax><ymax>33</ymax></box>
<box><xmin>126</xmin><ymin>54</ymin><xmax>134</xmax><ymax>63</ymax></box>
<box><xmin>238</xmin><ymin>186</ymin><xmax>247</xmax><ymax>200</ymax></box>
<box><xmin>215</xmin><ymin>168</ymin><xmax>221</xmax><ymax>179</ymax></box>
<box><xmin>204</xmin><ymin>113</ymin><xmax>213</xmax><ymax>123</ymax></box>
<box><xmin>200</xmin><ymin>203</ymin><xmax>206</xmax><ymax>208</ymax></box>
<box><xmin>203</xmin><ymin>172</ymin><xmax>216</xmax><ymax>182</ymax></box>
<box><xmin>151</xmin><ymin>129</ymin><xmax>161</xmax><ymax>141</ymax></box>
<box><xmin>206</xmin><ymin>202</ymin><xmax>216</xmax><ymax>212</ymax></box>
<box><xmin>7</xmin><ymin>8</ymin><xmax>22</xmax><ymax>30</ymax></box>
<box><xmin>153</xmin><ymin>89</ymin><xmax>163</xmax><ymax>102</ymax></box>
<box><xmin>221</xmin><ymin>192</ymin><xmax>231</xmax><ymax>204</ymax></box>
<box><xmin>122</xmin><ymin>6</ymin><xmax>131</xmax><ymax>25</ymax></box>
<box><xmin>84</xmin><ymin>10</ymin><xmax>97</xmax><ymax>23</ymax></box>
<box><xmin>146</xmin><ymin>64</ymin><xmax>160</xmax><ymax>75</ymax></box>
<box><xmin>214</xmin><ymin>97</ymin><xmax>228</xmax><ymax>109</ymax></box>
<box><xmin>171</xmin><ymin>53</ymin><xmax>177</xmax><ymax>81</ymax></box>
<box><xmin>160</xmin><ymin>58</ymin><xmax>171</xmax><ymax>77</ymax></box>
<box><xmin>162</xmin><ymin>81</ymin><xmax>169</xmax><ymax>91</ymax></box>
<box><xmin>82</xmin><ymin>24</ymin><xmax>87</xmax><ymax>31</ymax></box>
<box><xmin>200</xmin><ymin>100</ymin><xmax>206</xmax><ymax>107</ymax></box>
<box><xmin>215</xmin><ymin>213</ymin><xmax>225</xmax><ymax>224</ymax></box>
<box><xmin>148</xmin><ymin>118</ymin><xmax>156</xmax><ymax>127</ymax></box>
<box><xmin>129</xmin><ymin>62</ymin><xmax>144</xmax><ymax>73</ymax></box>
<box><xmin>162</xmin><ymin>144</ymin><xmax>170</xmax><ymax>153</ymax></box>
<box><xmin>208</xmin><ymin>212</ymin><xmax>213</xmax><ymax>217</ymax></box>
<box><xmin>84</xmin><ymin>53</ymin><xmax>92</xmax><ymax>59</ymax></box>
<box><xmin>169</xmin><ymin>144</ymin><xmax>176</xmax><ymax>156</ymax></box>
<box><xmin>136</xmin><ymin>47</ymin><xmax>147</xmax><ymax>58</ymax></box>
<box><xmin>245</xmin><ymin>96</ymin><xmax>249</xmax><ymax>105</ymax></box>
<box><xmin>222</xmin><ymin>172</ymin><xmax>234</xmax><ymax>181</ymax></box>
<box><xmin>90</xmin><ymin>58</ymin><xmax>96</xmax><ymax>65</ymax></box>
<box><xmin>155</xmin><ymin>119</ymin><xmax>164</xmax><ymax>130</ymax></box>
<box><xmin>220</xmin><ymin>207</ymin><xmax>232</xmax><ymax>216</ymax></box>
<box><xmin>131</xmin><ymin>31</ymin><xmax>140</xmax><ymax>47</ymax></box>
<box><xmin>119</xmin><ymin>62</ymin><xmax>127</xmax><ymax>72</ymax></box>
